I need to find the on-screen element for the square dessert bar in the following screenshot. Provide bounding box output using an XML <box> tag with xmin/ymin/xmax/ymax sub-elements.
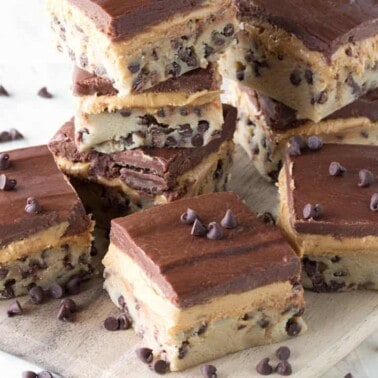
<box><xmin>73</xmin><ymin>66</ymin><xmax>224</xmax><ymax>152</ymax></box>
<box><xmin>0</xmin><ymin>146</ymin><xmax>94</xmax><ymax>298</ymax></box>
<box><xmin>103</xmin><ymin>192</ymin><xmax>306</xmax><ymax>371</ymax></box>
<box><xmin>278</xmin><ymin>143</ymin><xmax>378</xmax><ymax>292</ymax></box>
<box><xmin>232</xmin><ymin>82</ymin><xmax>378</xmax><ymax>181</ymax></box>
<box><xmin>221</xmin><ymin>0</ymin><xmax>378</xmax><ymax>122</ymax></box>
<box><xmin>46</xmin><ymin>0</ymin><xmax>238</xmax><ymax>94</ymax></box>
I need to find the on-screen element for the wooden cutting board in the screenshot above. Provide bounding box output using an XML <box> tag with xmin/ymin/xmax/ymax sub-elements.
<box><xmin>0</xmin><ymin>147</ymin><xmax>377</xmax><ymax>378</ymax></box>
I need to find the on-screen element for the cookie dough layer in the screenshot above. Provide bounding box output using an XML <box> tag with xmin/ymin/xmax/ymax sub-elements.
<box><xmin>104</xmin><ymin>244</ymin><xmax>306</xmax><ymax>371</ymax></box>
<box><xmin>47</xmin><ymin>0</ymin><xmax>238</xmax><ymax>94</ymax></box>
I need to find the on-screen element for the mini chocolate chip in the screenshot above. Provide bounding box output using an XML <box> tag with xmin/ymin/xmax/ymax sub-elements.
<box><xmin>329</xmin><ymin>161</ymin><xmax>346</xmax><ymax>176</ymax></box>
<box><xmin>38</xmin><ymin>371</ymin><xmax>53</xmax><ymax>378</ymax></box>
<box><xmin>59</xmin><ymin>298</ymin><xmax>77</xmax><ymax>313</ymax></box>
<box><xmin>198</xmin><ymin>120</ymin><xmax>210</xmax><ymax>133</ymax></box>
<box><xmin>136</xmin><ymin>347</ymin><xmax>153</xmax><ymax>364</ymax></box>
<box><xmin>316</xmin><ymin>91</ymin><xmax>328</xmax><ymax>104</ymax></box>
<box><xmin>303</xmin><ymin>204</ymin><xmax>322</xmax><ymax>220</ymax></box>
<box><xmin>258</xmin><ymin>212</ymin><xmax>275</xmax><ymax>225</ymax></box>
<box><xmin>286</xmin><ymin>319</ymin><xmax>301</xmax><ymax>336</ymax></box>
<box><xmin>276</xmin><ymin>346</ymin><xmax>291</xmax><ymax>361</ymax></box>
<box><xmin>128</xmin><ymin>62</ymin><xmax>140</xmax><ymax>74</ymax></box>
<box><xmin>290</xmin><ymin>70</ymin><xmax>302</xmax><ymax>86</ymax></box>
<box><xmin>358</xmin><ymin>169</ymin><xmax>374</xmax><ymax>187</ymax></box>
<box><xmin>0</xmin><ymin>174</ymin><xmax>16</xmax><ymax>190</ymax></box>
<box><xmin>200</xmin><ymin>364</ymin><xmax>217</xmax><ymax>378</ymax></box>
<box><xmin>10</xmin><ymin>128</ymin><xmax>23</xmax><ymax>140</ymax></box>
<box><xmin>256</xmin><ymin>357</ymin><xmax>273</xmax><ymax>375</ymax></box>
<box><xmin>104</xmin><ymin>316</ymin><xmax>119</xmax><ymax>331</ymax></box>
<box><xmin>223</xmin><ymin>23</ymin><xmax>235</xmax><ymax>37</ymax></box>
<box><xmin>204</xmin><ymin>44</ymin><xmax>214</xmax><ymax>58</ymax></box>
<box><xmin>22</xmin><ymin>372</ymin><xmax>38</xmax><ymax>378</ymax></box>
<box><xmin>50</xmin><ymin>283</ymin><xmax>65</xmax><ymax>299</ymax></box>
<box><xmin>165</xmin><ymin>62</ymin><xmax>181</xmax><ymax>78</ymax></box>
<box><xmin>221</xmin><ymin>209</ymin><xmax>237</xmax><ymax>229</ymax></box>
<box><xmin>191</xmin><ymin>219</ymin><xmax>208</xmax><ymax>236</ymax></box>
<box><xmin>153</xmin><ymin>360</ymin><xmax>168</xmax><ymax>374</ymax></box>
<box><xmin>25</xmin><ymin>197</ymin><xmax>42</xmax><ymax>214</ymax></box>
<box><xmin>181</xmin><ymin>208</ymin><xmax>199</xmax><ymax>225</ymax></box>
<box><xmin>207</xmin><ymin>222</ymin><xmax>223</xmax><ymax>240</ymax></box>
<box><xmin>57</xmin><ymin>304</ymin><xmax>74</xmax><ymax>321</ymax></box>
<box><xmin>38</xmin><ymin>87</ymin><xmax>53</xmax><ymax>98</ymax></box>
<box><xmin>65</xmin><ymin>276</ymin><xmax>81</xmax><ymax>295</ymax></box>
<box><xmin>345</xmin><ymin>47</ymin><xmax>353</xmax><ymax>56</ymax></box>
<box><xmin>0</xmin><ymin>85</ymin><xmax>9</xmax><ymax>96</ymax></box>
<box><xmin>276</xmin><ymin>360</ymin><xmax>292</xmax><ymax>376</ymax></box>
<box><xmin>304</xmin><ymin>69</ymin><xmax>314</xmax><ymax>85</ymax></box>
<box><xmin>29</xmin><ymin>285</ymin><xmax>44</xmax><ymax>304</ymax></box>
<box><xmin>370</xmin><ymin>193</ymin><xmax>378</xmax><ymax>211</ymax></box>
<box><xmin>7</xmin><ymin>300</ymin><xmax>23</xmax><ymax>317</ymax></box>
<box><xmin>118</xmin><ymin>313</ymin><xmax>131</xmax><ymax>330</ymax></box>
<box><xmin>0</xmin><ymin>153</ymin><xmax>10</xmax><ymax>170</ymax></box>
<box><xmin>307</xmin><ymin>136</ymin><xmax>323</xmax><ymax>151</ymax></box>
<box><xmin>120</xmin><ymin>110</ymin><xmax>131</xmax><ymax>117</ymax></box>
<box><xmin>211</xmin><ymin>31</ymin><xmax>225</xmax><ymax>46</ymax></box>
<box><xmin>191</xmin><ymin>133</ymin><xmax>204</xmax><ymax>147</ymax></box>
<box><xmin>236</xmin><ymin>70</ymin><xmax>245</xmax><ymax>81</ymax></box>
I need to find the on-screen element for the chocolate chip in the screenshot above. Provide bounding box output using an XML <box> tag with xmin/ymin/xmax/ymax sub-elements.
<box><xmin>211</xmin><ymin>31</ymin><xmax>225</xmax><ymax>46</ymax></box>
<box><xmin>128</xmin><ymin>62</ymin><xmax>140</xmax><ymax>74</ymax></box>
<box><xmin>303</xmin><ymin>204</ymin><xmax>322</xmax><ymax>220</ymax></box>
<box><xmin>178</xmin><ymin>341</ymin><xmax>190</xmax><ymax>359</ymax></box>
<box><xmin>307</xmin><ymin>136</ymin><xmax>323</xmax><ymax>151</ymax></box>
<box><xmin>22</xmin><ymin>372</ymin><xmax>38</xmax><ymax>378</ymax></box>
<box><xmin>358</xmin><ymin>169</ymin><xmax>374</xmax><ymax>187</ymax></box>
<box><xmin>166</xmin><ymin>136</ymin><xmax>177</xmax><ymax>147</ymax></box>
<box><xmin>118</xmin><ymin>313</ymin><xmax>131</xmax><ymax>330</ymax></box>
<box><xmin>204</xmin><ymin>44</ymin><xmax>214</xmax><ymax>58</ymax></box>
<box><xmin>370</xmin><ymin>193</ymin><xmax>378</xmax><ymax>211</ymax></box>
<box><xmin>329</xmin><ymin>161</ymin><xmax>346</xmax><ymax>176</ymax></box>
<box><xmin>65</xmin><ymin>276</ymin><xmax>81</xmax><ymax>295</ymax></box>
<box><xmin>38</xmin><ymin>372</ymin><xmax>53</xmax><ymax>378</ymax></box>
<box><xmin>287</xmin><ymin>137</ymin><xmax>302</xmax><ymax>156</ymax></box>
<box><xmin>276</xmin><ymin>360</ymin><xmax>292</xmax><ymax>375</ymax></box>
<box><xmin>258</xmin><ymin>212</ymin><xmax>275</xmax><ymax>225</ymax></box>
<box><xmin>236</xmin><ymin>70</ymin><xmax>245</xmax><ymax>81</ymax></box>
<box><xmin>181</xmin><ymin>208</ymin><xmax>199</xmax><ymax>225</ymax></box>
<box><xmin>50</xmin><ymin>283</ymin><xmax>65</xmax><ymax>299</ymax></box>
<box><xmin>286</xmin><ymin>319</ymin><xmax>301</xmax><ymax>336</ymax></box>
<box><xmin>25</xmin><ymin>197</ymin><xmax>42</xmax><ymax>214</ymax></box>
<box><xmin>315</xmin><ymin>91</ymin><xmax>328</xmax><ymax>104</ymax></box>
<box><xmin>258</xmin><ymin>318</ymin><xmax>270</xmax><ymax>328</ymax></box>
<box><xmin>200</xmin><ymin>364</ymin><xmax>217</xmax><ymax>378</ymax></box>
<box><xmin>165</xmin><ymin>62</ymin><xmax>181</xmax><ymax>78</ymax></box>
<box><xmin>344</xmin><ymin>373</ymin><xmax>353</xmax><ymax>378</ymax></box>
<box><xmin>57</xmin><ymin>304</ymin><xmax>74</xmax><ymax>321</ymax></box>
<box><xmin>38</xmin><ymin>87</ymin><xmax>53</xmax><ymax>98</ymax></box>
<box><xmin>136</xmin><ymin>347</ymin><xmax>153</xmax><ymax>364</ymax></box>
<box><xmin>29</xmin><ymin>285</ymin><xmax>44</xmax><ymax>304</ymax></box>
<box><xmin>0</xmin><ymin>131</ymin><xmax>11</xmax><ymax>142</ymax></box>
<box><xmin>104</xmin><ymin>316</ymin><xmax>119</xmax><ymax>331</ymax></box>
<box><xmin>304</xmin><ymin>69</ymin><xmax>314</xmax><ymax>85</ymax></box>
<box><xmin>191</xmin><ymin>219</ymin><xmax>208</xmax><ymax>236</ymax></box>
<box><xmin>10</xmin><ymin>128</ymin><xmax>23</xmax><ymax>140</ymax></box>
<box><xmin>223</xmin><ymin>23</ymin><xmax>235</xmax><ymax>37</ymax></box>
<box><xmin>0</xmin><ymin>153</ymin><xmax>10</xmax><ymax>170</ymax></box>
<box><xmin>153</xmin><ymin>360</ymin><xmax>168</xmax><ymax>374</ymax></box>
<box><xmin>207</xmin><ymin>222</ymin><xmax>223</xmax><ymax>240</ymax></box>
<box><xmin>120</xmin><ymin>110</ymin><xmax>131</xmax><ymax>117</ymax></box>
<box><xmin>276</xmin><ymin>346</ymin><xmax>291</xmax><ymax>361</ymax></box>
<box><xmin>0</xmin><ymin>174</ymin><xmax>16</xmax><ymax>190</ymax></box>
<box><xmin>198</xmin><ymin>120</ymin><xmax>210</xmax><ymax>133</ymax></box>
<box><xmin>60</xmin><ymin>298</ymin><xmax>77</xmax><ymax>313</ymax></box>
<box><xmin>290</xmin><ymin>70</ymin><xmax>301</xmax><ymax>86</ymax></box>
<box><xmin>221</xmin><ymin>209</ymin><xmax>237</xmax><ymax>229</ymax></box>
<box><xmin>0</xmin><ymin>85</ymin><xmax>9</xmax><ymax>96</ymax></box>
<box><xmin>178</xmin><ymin>47</ymin><xmax>198</xmax><ymax>67</ymax></box>
<box><xmin>256</xmin><ymin>357</ymin><xmax>273</xmax><ymax>375</ymax></box>
<box><xmin>345</xmin><ymin>47</ymin><xmax>353</xmax><ymax>56</ymax></box>
<box><xmin>191</xmin><ymin>133</ymin><xmax>204</xmax><ymax>147</ymax></box>
<box><xmin>7</xmin><ymin>300</ymin><xmax>23</xmax><ymax>317</ymax></box>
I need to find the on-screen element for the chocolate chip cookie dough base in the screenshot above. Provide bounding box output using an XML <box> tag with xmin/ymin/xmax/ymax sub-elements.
<box><xmin>103</xmin><ymin>244</ymin><xmax>306</xmax><ymax>371</ymax></box>
<box><xmin>221</xmin><ymin>23</ymin><xmax>378</xmax><ymax>122</ymax></box>
<box><xmin>47</xmin><ymin>0</ymin><xmax>238</xmax><ymax>94</ymax></box>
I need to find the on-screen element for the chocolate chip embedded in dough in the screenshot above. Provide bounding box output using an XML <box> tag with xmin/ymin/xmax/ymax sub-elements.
<box><xmin>286</xmin><ymin>318</ymin><xmax>301</xmax><ymax>336</ymax></box>
<box><xmin>211</xmin><ymin>30</ymin><xmax>225</xmax><ymax>46</ymax></box>
<box><xmin>290</xmin><ymin>70</ymin><xmax>302</xmax><ymax>86</ymax></box>
<box><xmin>358</xmin><ymin>169</ymin><xmax>374</xmax><ymax>187</ymax></box>
<box><xmin>329</xmin><ymin>161</ymin><xmax>346</xmax><ymax>176</ymax></box>
<box><xmin>191</xmin><ymin>133</ymin><xmax>204</xmax><ymax>147</ymax></box>
<box><xmin>223</xmin><ymin>23</ymin><xmax>235</xmax><ymax>37</ymax></box>
<box><xmin>165</xmin><ymin>62</ymin><xmax>181</xmax><ymax>78</ymax></box>
<box><xmin>236</xmin><ymin>70</ymin><xmax>245</xmax><ymax>81</ymax></box>
<box><xmin>258</xmin><ymin>212</ymin><xmax>275</xmax><ymax>225</ymax></box>
<box><xmin>127</xmin><ymin>61</ymin><xmax>140</xmax><ymax>74</ymax></box>
<box><xmin>204</xmin><ymin>44</ymin><xmax>214</xmax><ymax>58</ymax></box>
<box><xmin>256</xmin><ymin>358</ymin><xmax>273</xmax><ymax>375</ymax></box>
<box><xmin>304</xmin><ymin>69</ymin><xmax>314</xmax><ymax>85</ymax></box>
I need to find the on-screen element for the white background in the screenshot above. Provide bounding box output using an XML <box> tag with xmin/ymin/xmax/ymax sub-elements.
<box><xmin>0</xmin><ymin>1</ymin><xmax>377</xmax><ymax>377</ymax></box>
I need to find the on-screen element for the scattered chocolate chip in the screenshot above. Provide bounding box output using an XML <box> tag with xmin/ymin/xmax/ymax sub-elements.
<box><xmin>316</xmin><ymin>91</ymin><xmax>328</xmax><ymax>104</ymax></box>
<box><xmin>256</xmin><ymin>357</ymin><xmax>273</xmax><ymax>375</ymax></box>
<box><xmin>22</xmin><ymin>372</ymin><xmax>38</xmax><ymax>378</ymax></box>
<box><xmin>57</xmin><ymin>304</ymin><xmax>74</xmax><ymax>322</ymax></box>
<box><xmin>104</xmin><ymin>316</ymin><xmax>119</xmax><ymax>331</ymax></box>
<box><xmin>276</xmin><ymin>360</ymin><xmax>292</xmax><ymax>376</ymax></box>
<box><xmin>136</xmin><ymin>347</ymin><xmax>153</xmax><ymax>364</ymax></box>
<box><xmin>118</xmin><ymin>313</ymin><xmax>131</xmax><ymax>330</ymax></box>
<box><xmin>178</xmin><ymin>47</ymin><xmax>198</xmax><ymax>67</ymax></box>
<box><xmin>165</xmin><ymin>62</ymin><xmax>181</xmax><ymax>78</ymax></box>
<box><xmin>276</xmin><ymin>346</ymin><xmax>291</xmax><ymax>361</ymax></box>
<box><xmin>181</xmin><ymin>208</ymin><xmax>199</xmax><ymax>225</ymax></box>
<box><xmin>344</xmin><ymin>373</ymin><xmax>353</xmax><ymax>378</ymax></box>
<box><xmin>191</xmin><ymin>133</ymin><xmax>204</xmax><ymax>147</ymax></box>
<box><xmin>200</xmin><ymin>364</ymin><xmax>217</xmax><ymax>378</ymax></box>
<box><xmin>153</xmin><ymin>360</ymin><xmax>168</xmax><ymax>374</ymax></box>
<box><xmin>221</xmin><ymin>209</ymin><xmax>237</xmax><ymax>229</ymax></box>
<box><xmin>38</xmin><ymin>372</ymin><xmax>53</xmax><ymax>378</ymax></box>
<box><xmin>29</xmin><ymin>285</ymin><xmax>44</xmax><ymax>304</ymax></box>
<box><xmin>25</xmin><ymin>197</ymin><xmax>42</xmax><ymax>214</ymax></box>
<box><xmin>223</xmin><ymin>23</ymin><xmax>235</xmax><ymax>37</ymax></box>
<box><xmin>128</xmin><ymin>62</ymin><xmax>140</xmax><ymax>74</ymax></box>
<box><xmin>236</xmin><ymin>70</ymin><xmax>245</xmax><ymax>81</ymax></box>
<box><xmin>290</xmin><ymin>70</ymin><xmax>301</xmax><ymax>86</ymax></box>
<box><xmin>59</xmin><ymin>298</ymin><xmax>77</xmax><ymax>313</ymax></box>
<box><xmin>191</xmin><ymin>219</ymin><xmax>208</xmax><ymax>237</ymax></box>
<box><xmin>7</xmin><ymin>300</ymin><xmax>23</xmax><ymax>317</ymax></box>
<box><xmin>0</xmin><ymin>85</ymin><xmax>9</xmax><ymax>96</ymax></box>
<box><xmin>303</xmin><ymin>204</ymin><xmax>322</xmax><ymax>220</ymax></box>
<box><xmin>258</xmin><ymin>212</ymin><xmax>275</xmax><ymax>225</ymax></box>
<box><xmin>65</xmin><ymin>276</ymin><xmax>81</xmax><ymax>295</ymax></box>
<box><xmin>329</xmin><ymin>161</ymin><xmax>346</xmax><ymax>176</ymax></box>
<box><xmin>304</xmin><ymin>69</ymin><xmax>314</xmax><ymax>85</ymax></box>
<box><xmin>9</xmin><ymin>128</ymin><xmax>23</xmax><ymax>140</ymax></box>
<box><xmin>287</xmin><ymin>136</ymin><xmax>305</xmax><ymax>156</ymax></box>
<box><xmin>0</xmin><ymin>153</ymin><xmax>10</xmax><ymax>170</ymax></box>
<box><xmin>207</xmin><ymin>222</ymin><xmax>223</xmax><ymax>240</ymax></box>
<box><xmin>370</xmin><ymin>193</ymin><xmax>378</xmax><ymax>211</ymax></box>
<box><xmin>286</xmin><ymin>319</ymin><xmax>301</xmax><ymax>336</ymax></box>
<box><xmin>358</xmin><ymin>169</ymin><xmax>374</xmax><ymax>187</ymax></box>
<box><xmin>50</xmin><ymin>283</ymin><xmax>65</xmax><ymax>299</ymax></box>
<box><xmin>198</xmin><ymin>120</ymin><xmax>210</xmax><ymax>134</ymax></box>
<box><xmin>0</xmin><ymin>174</ymin><xmax>17</xmax><ymax>190</ymax></box>
<box><xmin>38</xmin><ymin>87</ymin><xmax>53</xmax><ymax>98</ymax></box>
<box><xmin>307</xmin><ymin>136</ymin><xmax>323</xmax><ymax>151</ymax></box>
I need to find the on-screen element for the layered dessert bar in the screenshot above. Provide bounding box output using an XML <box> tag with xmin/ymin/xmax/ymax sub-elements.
<box><xmin>221</xmin><ymin>0</ymin><xmax>378</xmax><ymax>122</ymax></box>
<box><xmin>103</xmin><ymin>192</ymin><xmax>306</xmax><ymax>371</ymax></box>
<box><xmin>48</xmin><ymin>105</ymin><xmax>236</xmax><ymax>220</ymax></box>
<box><xmin>46</xmin><ymin>0</ymin><xmax>238</xmax><ymax>94</ymax></box>
<box><xmin>73</xmin><ymin>66</ymin><xmax>223</xmax><ymax>152</ymax></box>
<box><xmin>0</xmin><ymin>146</ymin><xmax>94</xmax><ymax>298</ymax></box>
<box><xmin>232</xmin><ymin>82</ymin><xmax>378</xmax><ymax>181</ymax></box>
<box><xmin>278</xmin><ymin>143</ymin><xmax>378</xmax><ymax>292</ymax></box>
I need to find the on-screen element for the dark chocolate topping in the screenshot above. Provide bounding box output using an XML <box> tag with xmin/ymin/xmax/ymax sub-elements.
<box><xmin>48</xmin><ymin>105</ymin><xmax>236</xmax><ymax>197</ymax></box>
<box><xmin>72</xmin><ymin>65</ymin><xmax>219</xmax><ymax>96</ymax></box>
<box><xmin>285</xmin><ymin>144</ymin><xmax>378</xmax><ymax>237</ymax></box>
<box><xmin>110</xmin><ymin>192</ymin><xmax>300</xmax><ymax>307</ymax></box>
<box><xmin>236</xmin><ymin>0</ymin><xmax>378</xmax><ymax>56</ymax></box>
<box><xmin>68</xmin><ymin>0</ymin><xmax>207</xmax><ymax>41</ymax></box>
<box><xmin>0</xmin><ymin>145</ymin><xmax>90</xmax><ymax>248</ymax></box>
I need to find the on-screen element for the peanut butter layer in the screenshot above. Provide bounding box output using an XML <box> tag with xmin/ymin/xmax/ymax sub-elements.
<box><xmin>0</xmin><ymin>146</ymin><xmax>90</xmax><ymax>248</ymax></box>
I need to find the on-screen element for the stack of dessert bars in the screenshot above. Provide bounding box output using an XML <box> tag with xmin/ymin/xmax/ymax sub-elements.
<box><xmin>46</xmin><ymin>0</ymin><xmax>239</xmax><ymax>230</ymax></box>
<box><xmin>221</xmin><ymin>0</ymin><xmax>378</xmax><ymax>181</ymax></box>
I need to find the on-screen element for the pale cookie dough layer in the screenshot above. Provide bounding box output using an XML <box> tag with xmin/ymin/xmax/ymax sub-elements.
<box><xmin>76</xmin><ymin>101</ymin><xmax>224</xmax><ymax>152</ymax></box>
<box><xmin>220</xmin><ymin>23</ymin><xmax>378</xmax><ymax>122</ymax></box>
<box><xmin>103</xmin><ymin>244</ymin><xmax>306</xmax><ymax>371</ymax></box>
<box><xmin>47</xmin><ymin>0</ymin><xmax>238</xmax><ymax>94</ymax></box>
